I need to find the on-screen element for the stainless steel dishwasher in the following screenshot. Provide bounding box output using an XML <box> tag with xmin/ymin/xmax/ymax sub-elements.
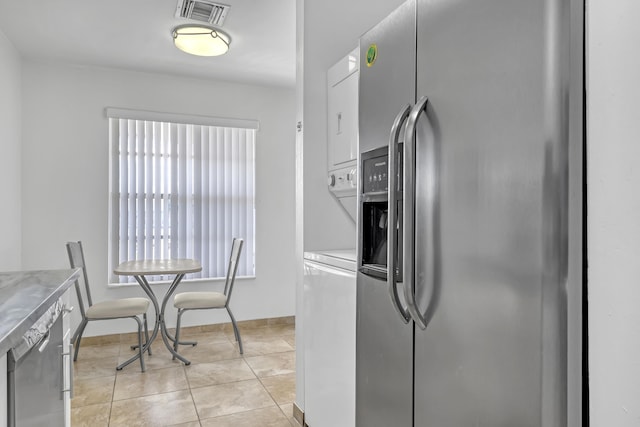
<box><xmin>7</xmin><ymin>300</ymin><xmax>71</xmax><ymax>427</ymax></box>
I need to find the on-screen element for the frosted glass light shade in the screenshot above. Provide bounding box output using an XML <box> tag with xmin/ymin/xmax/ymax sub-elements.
<box><xmin>172</xmin><ymin>25</ymin><xmax>231</xmax><ymax>57</ymax></box>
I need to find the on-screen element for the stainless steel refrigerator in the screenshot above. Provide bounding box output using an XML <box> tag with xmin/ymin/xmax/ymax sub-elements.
<box><xmin>356</xmin><ymin>0</ymin><xmax>584</xmax><ymax>426</ymax></box>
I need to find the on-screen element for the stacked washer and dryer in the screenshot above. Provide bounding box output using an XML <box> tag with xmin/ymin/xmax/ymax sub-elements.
<box><xmin>302</xmin><ymin>48</ymin><xmax>359</xmax><ymax>427</ymax></box>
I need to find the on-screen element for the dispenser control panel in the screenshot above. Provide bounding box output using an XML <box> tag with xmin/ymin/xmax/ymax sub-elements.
<box><xmin>362</xmin><ymin>155</ymin><xmax>388</xmax><ymax>194</ymax></box>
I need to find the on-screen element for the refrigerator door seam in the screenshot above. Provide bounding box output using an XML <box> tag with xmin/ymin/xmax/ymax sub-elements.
<box><xmin>403</xmin><ymin>95</ymin><xmax>431</xmax><ymax>330</ymax></box>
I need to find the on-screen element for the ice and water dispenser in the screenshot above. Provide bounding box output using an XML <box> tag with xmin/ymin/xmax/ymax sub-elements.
<box><xmin>359</xmin><ymin>146</ymin><xmax>403</xmax><ymax>281</ymax></box>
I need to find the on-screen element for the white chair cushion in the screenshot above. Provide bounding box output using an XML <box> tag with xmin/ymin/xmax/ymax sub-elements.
<box><xmin>174</xmin><ymin>292</ymin><xmax>227</xmax><ymax>310</ymax></box>
<box><xmin>86</xmin><ymin>297</ymin><xmax>150</xmax><ymax>319</ymax></box>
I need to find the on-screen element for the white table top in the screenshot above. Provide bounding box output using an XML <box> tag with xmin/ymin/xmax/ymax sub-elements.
<box><xmin>114</xmin><ymin>259</ymin><xmax>202</xmax><ymax>276</ymax></box>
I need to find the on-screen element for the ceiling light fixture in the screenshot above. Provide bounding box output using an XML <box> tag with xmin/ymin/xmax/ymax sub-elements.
<box><xmin>172</xmin><ymin>24</ymin><xmax>231</xmax><ymax>57</ymax></box>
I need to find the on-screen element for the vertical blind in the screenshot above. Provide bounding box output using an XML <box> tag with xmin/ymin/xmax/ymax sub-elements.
<box><xmin>108</xmin><ymin>112</ymin><xmax>256</xmax><ymax>284</ymax></box>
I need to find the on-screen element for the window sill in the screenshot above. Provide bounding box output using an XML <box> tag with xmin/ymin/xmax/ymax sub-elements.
<box><xmin>107</xmin><ymin>275</ymin><xmax>256</xmax><ymax>288</ymax></box>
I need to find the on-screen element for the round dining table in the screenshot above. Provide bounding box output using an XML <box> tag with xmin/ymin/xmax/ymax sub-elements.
<box><xmin>114</xmin><ymin>258</ymin><xmax>202</xmax><ymax>366</ymax></box>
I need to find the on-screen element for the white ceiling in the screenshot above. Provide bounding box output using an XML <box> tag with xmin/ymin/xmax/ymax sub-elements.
<box><xmin>0</xmin><ymin>0</ymin><xmax>296</xmax><ymax>88</ymax></box>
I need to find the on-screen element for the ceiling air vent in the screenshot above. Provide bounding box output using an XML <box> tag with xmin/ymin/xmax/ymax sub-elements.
<box><xmin>175</xmin><ymin>0</ymin><xmax>230</xmax><ymax>26</ymax></box>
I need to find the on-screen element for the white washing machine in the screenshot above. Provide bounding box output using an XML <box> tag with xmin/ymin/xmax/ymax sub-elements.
<box><xmin>303</xmin><ymin>249</ymin><xmax>356</xmax><ymax>427</ymax></box>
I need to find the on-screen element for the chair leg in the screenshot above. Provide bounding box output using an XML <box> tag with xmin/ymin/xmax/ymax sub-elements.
<box><xmin>136</xmin><ymin>316</ymin><xmax>146</xmax><ymax>372</ymax></box>
<box><xmin>116</xmin><ymin>316</ymin><xmax>147</xmax><ymax>372</ymax></box>
<box><xmin>173</xmin><ymin>309</ymin><xmax>183</xmax><ymax>360</ymax></box>
<box><xmin>72</xmin><ymin>319</ymin><xmax>88</xmax><ymax>361</ymax></box>
<box><xmin>143</xmin><ymin>313</ymin><xmax>152</xmax><ymax>356</ymax></box>
<box><xmin>169</xmin><ymin>309</ymin><xmax>198</xmax><ymax>359</ymax></box>
<box><xmin>226</xmin><ymin>307</ymin><xmax>243</xmax><ymax>355</ymax></box>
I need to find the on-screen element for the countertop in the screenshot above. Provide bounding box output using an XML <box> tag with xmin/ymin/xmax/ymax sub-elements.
<box><xmin>0</xmin><ymin>269</ymin><xmax>80</xmax><ymax>356</ymax></box>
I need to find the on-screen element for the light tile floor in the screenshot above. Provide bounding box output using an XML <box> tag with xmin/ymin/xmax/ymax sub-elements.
<box><xmin>71</xmin><ymin>321</ymin><xmax>297</xmax><ymax>426</ymax></box>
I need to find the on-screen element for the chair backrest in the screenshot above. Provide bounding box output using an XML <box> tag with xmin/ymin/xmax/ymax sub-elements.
<box><xmin>66</xmin><ymin>241</ymin><xmax>92</xmax><ymax>319</ymax></box>
<box><xmin>223</xmin><ymin>238</ymin><xmax>244</xmax><ymax>302</ymax></box>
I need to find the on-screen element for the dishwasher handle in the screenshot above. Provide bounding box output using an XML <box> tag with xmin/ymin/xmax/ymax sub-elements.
<box><xmin>61</xmin><ymin>343</ymin><xmax>74</xmax><ymax>398</ymax></box>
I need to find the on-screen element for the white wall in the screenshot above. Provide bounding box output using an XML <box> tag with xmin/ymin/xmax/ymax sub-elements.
<box><xmin>20</xmin><ymin>61</ymin><xmax>296</xmax><ymax>336</ymax></box>
<box><xmin>0</xmin><ymin>29</ymin><xmax>22</xmax><ymax>271</ymax></box>
<box><xmin>587</xmin><ymin>0</ymin><xmax>640</xmax><ymax>424</ymax></box>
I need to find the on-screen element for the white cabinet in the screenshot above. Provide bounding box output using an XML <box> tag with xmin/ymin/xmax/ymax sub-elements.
<box><xmin>303</xmin><ymin>251</ymin><xmax>356</xmax><ymax>427</ymax></box>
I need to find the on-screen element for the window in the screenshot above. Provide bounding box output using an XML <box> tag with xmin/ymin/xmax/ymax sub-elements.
<box><xmin>107</xmin><ymin>108</ymin><xmax>256</xmax><ymax>284</ymax></box>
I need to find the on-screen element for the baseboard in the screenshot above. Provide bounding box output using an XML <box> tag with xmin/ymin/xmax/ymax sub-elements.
<box><xmin>80</xmin><ymin>315</ymin><xmax>295</xmax><ymax>346</ymax></box>
<box><xmin>293</xmin><ymin>402</ymin><xmax>305</xmax><ymax>426</ymax></box>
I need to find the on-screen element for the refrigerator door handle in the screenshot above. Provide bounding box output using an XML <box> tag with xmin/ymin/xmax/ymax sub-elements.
<box><xmin>404</xmin><ymin>95</ymin><xmax>430</xmax><ymax>330</ymax></box>
<box><xmin>388</xmin><ymin>103</ymin><xmax>412</xmax><ymax>323</ymax></box>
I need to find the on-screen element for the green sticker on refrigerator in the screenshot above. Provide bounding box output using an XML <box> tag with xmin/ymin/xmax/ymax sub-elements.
<box><xmin>366</xmin><ymin>44</ymin><xmax>378</xmax><ymax>67</ymax></box>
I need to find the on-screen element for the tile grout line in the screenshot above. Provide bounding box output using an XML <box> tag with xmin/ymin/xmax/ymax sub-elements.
<box><xmin>182</xmin><ymin>364</ymin><xmax>202</xmax><ymax>425</ymax></box>
<box><xmin>107</xmin><ymin>335</ymin><xmax>123</xmax><ymax>427</ymax></box>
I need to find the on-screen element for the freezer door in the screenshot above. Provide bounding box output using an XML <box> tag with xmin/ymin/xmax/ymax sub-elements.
<box><xmin>358</xmin><ymin>0</ymin><xmax>416</xmax><ymax>155</ymax></box>
<box><xmin>411</xmin><ymin>0</ymin><xmax>582</xmax><ymax>425</ymax></box>
<box><xmin>356</xmin><ymin>1</ymin><xmax>416</xmax><ymax>427</ymax></box>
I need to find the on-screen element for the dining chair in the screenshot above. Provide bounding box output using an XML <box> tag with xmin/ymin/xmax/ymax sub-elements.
<box><xmin>173</xmin><ymin>237</ymin><xmax>245</xmax><ymax>355</ymax></box>
<box><xmin>66</xmin><ymin>241</ymin><xmax>151</xmax><ymax>372</ymax></box>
